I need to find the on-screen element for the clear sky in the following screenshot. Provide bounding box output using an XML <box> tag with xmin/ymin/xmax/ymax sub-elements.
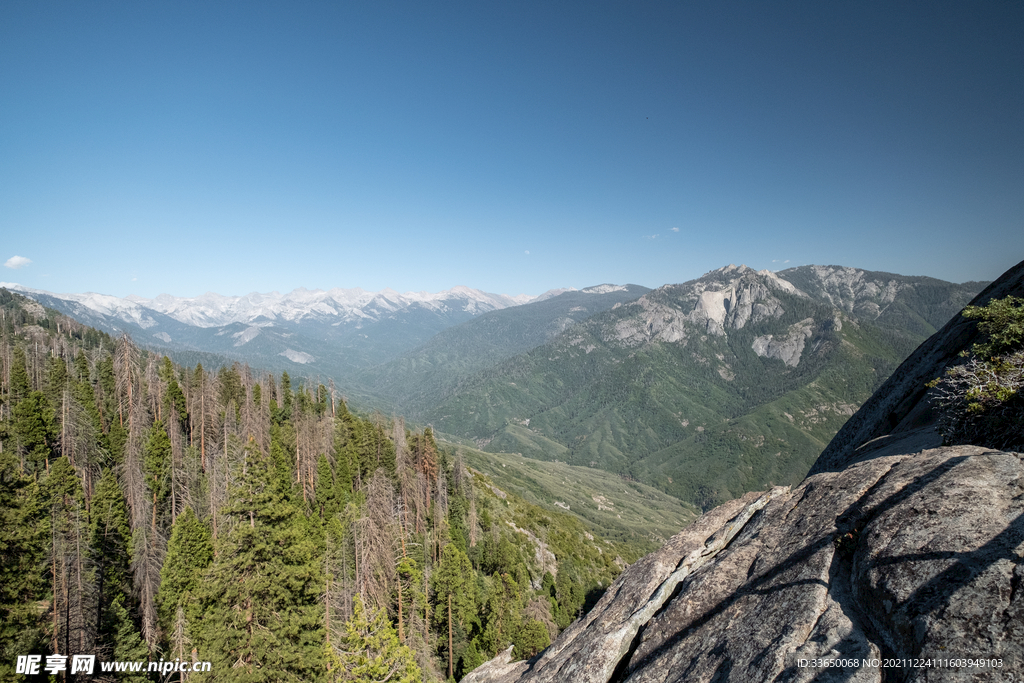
<box><xmin>2</xmin><ymin>1</ymin><xmax>1022</xmax><ymax>298</ymax></box>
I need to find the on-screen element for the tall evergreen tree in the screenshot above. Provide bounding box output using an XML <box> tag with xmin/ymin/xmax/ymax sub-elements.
<box><xmin>433</xmin><ymin>544</ymin><xmax>477</xmax><ymax>679</ymax></box>
<box><xmin>87</xmin><ymin>469</ymin><xmax>148</xmax><ymax>677</ymax></box>
<box><xmin>107</xmin><ymin>593</ymin><xmax>150</xmax><ymax>683</ymax></box>
<box><xmin>10</xmin><ymin>346</ymin><xmax>31</xmax><ymax>401</ymax></box>
<box><xmin>157</xmin><ymin>506</ymin><xmax>213</xmax><ymax>660</ymax></box>
<box><xmin>194</xmin><ymin>440</ymin><xmax>324</xmax><ymax>681</ymax></box>
<box><xmin>0</xmin><ymin>457</ymin><xmax>48</xmax><ymax>678</ymax></box>
<box><xmin>12</xmin><ymin>391</ymin><xmax>56</xmax><ymax>473</ymax></box>
<box><xmin>144</xmin><ymin>420</ymin><xmax>172</xmax><ymax>523</ymax></box>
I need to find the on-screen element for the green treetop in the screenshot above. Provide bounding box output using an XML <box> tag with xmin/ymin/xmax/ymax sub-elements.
<box><xmin>327</xmin><ymin>594</ymin><xmax>421</xmax><ymax>683</ymax></box>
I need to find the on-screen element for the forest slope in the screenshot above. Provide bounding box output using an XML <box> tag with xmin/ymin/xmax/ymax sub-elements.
<box><xmin>352</xmin><ymin>284</ymin><xmax>650</xmax><ymax>413</ymax></box>
<box><xmin>0</xmin><ymin>289</ymin><xmax>659</xmax><ymax>682</ymax></box>
<box><xmin>426</xmin><ymin>265</ymin><xmax>986</xmax><ymax>509</ymax></box>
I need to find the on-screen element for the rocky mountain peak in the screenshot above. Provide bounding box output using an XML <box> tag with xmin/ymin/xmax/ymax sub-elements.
<box><xmin>611</xmin><ymin>266</ymin><xmax>802</xmax><ymax>346</ymax></box>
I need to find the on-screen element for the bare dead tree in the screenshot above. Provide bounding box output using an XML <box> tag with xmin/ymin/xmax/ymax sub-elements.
<box><xmin>239</xmin><ymin>364</ymin><xmax>270</xmax><ymax>459</ymax></box>
<box><xmin>328</xmin><ymin>379</ymin><xmax>337</xmax><ymax>417</ymax></box>
<box><xmin>117</xmin><ymin>368</ymin><xmax>163</xmax><ymax>653</ymax></box>
<box><xmin>414</xmin><ymin>470</ymin><xmax>428</xmax><ymax>536</ymax></box>
<box><xmin>207</xmin><ymin>400</ymin><xmax>240</xmax><ymax>544</ymax></box>
<box><xmin>333</xmin><ymin>502</ymin><xmax>360</xmax><ymax>623</ymax></box>
<box><xmin>113</xmin><ymin>334</ymin><xmax>141</xmax><ymax>430</ymax></box>
<box><xmin>50</xmin><ymin>486</ymin><xmax>95</xmax><ymax>662</ymax></box>
<box><xmin>194</xmin><ymin>368</ymin><xmax>220</xmax><ymax>472</ymax></box>
<box><xmin>143</xmin><ymin>353</ymin><xmax>161</xmax><ymax>421</ymax></box>
<box><xmin>171</xmin><ymin>605</ymin><xmax>192</xmax><ymax>680</ymax></box>
<box><xmin>317</xmin><ymin>413</ymin><xmax>335</xmax><ymax>464</ymax></box>
<box><xmin>121</xmin><ymin>402</ymin><xmax>150</xmax><ymax>537</ymax></box>
<box><xmin>393</xmin><ymin>418</ymin><xmax>415</xmax><ymax>549</ymax></box>
<box><xmin>295</xmin><ymin>412</ymin><xmax>315</xmax><ymax>504</ymax></box>
<box><xmin>255</xmin><ymin>372</ymin><xmax>272</xmax><ymax>456</ymax></box>
<box><xmin>323</xmin><ymin>521</ymin><xmax>358</xmax><ymax>651</ymax></box>
<box><xmin>59</xmin><ymin>390</ymin><xmax>99</xmax><ymax>502</ymax></box>
<box><xmin>356</xmin><ymin>469</ymin><xmax>400</xmax><ymax>615</ymax></box>
<box><xmin>453</xmin><ymin>454</ymin><xmax>469</xmax><ymax>494</ymax></box>
<box><xmin>468</xmin><ymin>497</ymin><xmax>479</xmax><ymax>549</ymax></box>
<box><xmin>178</xmin><ymin>443</ymin><xmax>204</xmax><ymax>520</ymax></box>
<box><xmin>435</xmin><ymin>464</ymin><xmax>449</xmax><ymax>525</ymax></box>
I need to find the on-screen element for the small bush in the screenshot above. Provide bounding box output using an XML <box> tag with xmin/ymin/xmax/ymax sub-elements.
<box><xmin>962</xmin><ymin>295</ymin><xmax>1024</xmax><ymax>358</ymax></box>
<box><xmin>929</xmin><ymin>296</ymin><xmax>1024</xmax><ymax>450</ymax></box>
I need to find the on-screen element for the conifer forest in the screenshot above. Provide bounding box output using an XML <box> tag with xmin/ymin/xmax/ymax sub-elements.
<box><xmin>0</xmin><ymin>290</ymin><xmax>631</xmax><ymax>682</ymax></box>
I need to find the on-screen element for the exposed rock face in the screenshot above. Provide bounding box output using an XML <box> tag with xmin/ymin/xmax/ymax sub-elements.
<box><xmin>600</xmin><ymin>263</ymin><xmax>960</xmax><ymax>357</ymax></box>
<box><xmin>467</xmin><ymin>444</ymin><xmax>1024</xmax><ymax>683</ymax></box>
<box><xmin>620</xmin><ymin>446</ymin><xmax>1023</xmax><ymax>683</ymax></box>
<box><xmin>751</xmin><ymin>317</ymin><xmax>815</xmax><ymax>367</ymax></box>
<box><xmin>608</xmin><ymin>265</ymin><xmax>797</xmax><ymax>347</ymax></box>
<box><xmin>803</xmin><ymin>265</ymin><xmax>903</xmax><ymax>316</ymax></box>
<box><xmin>464</xmin><ymin>260</ymin><xmax>1024</xmax><ymax>683</ymax></box>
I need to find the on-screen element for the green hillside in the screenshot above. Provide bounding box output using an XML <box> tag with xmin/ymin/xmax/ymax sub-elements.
<box><xmin>424</xmin><ymin>266</ymin><xmax>986</xmax><ymax>509</ymax></box>
<box><xmin>353</xmin><ymin>285</ymin><xmax>649</xmax><ymax>413</ymax></box>
<box><xmin>450</xmin><ymin>442</ymin><xmax>698</xmax><ymax>548</ymax></box>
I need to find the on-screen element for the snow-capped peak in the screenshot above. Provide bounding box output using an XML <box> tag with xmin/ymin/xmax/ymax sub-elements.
<box><xmin>3</xmin><ymin>283</ymin><xmax>557</xmax><ymax>329</ymax></box>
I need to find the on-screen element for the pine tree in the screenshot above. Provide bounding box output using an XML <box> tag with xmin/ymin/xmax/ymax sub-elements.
<box><xmin>90</xmin><ymin>468</ymin><xmax>136</xmax><ymax>657</ymax></box>
<box><xmin>279</xmin><ymin>371</ymin><xmax>293</xmax><ymax>421</ymax></box>
<box><xmin>88</xmin><ymin>469</ymin><xmax>145</xmax><ymax>670</ymax></box>
<box><xmin>328</xmin><ymin>594</ymin><xmax>421</xmax><ymax>683</ymax></box>
<box><xmin>157</xmin><ymin>507</ymin><xmax>212</xmax><ymax>646</ymax></box>
<box><xmin>432</xmin><ymin>544</ymin><xmax>477</xmax><ymax>678</ymax></box>
<box><xmin>107</xmin><ymin>594</ymin><xmax>149</xmax><ymax>683</ymax></box>
<box><xmin>194</xmin><ymin>440</ymin><xmax>324</xmax><ymax>681</ymax></box>
<box><xmin>0</xmin><ymin>456</ymin><xmax>48</xmax><ymax>678</ymax></box>
<box><xmin>145</xmin><ymin>420</ymin><xmax>172</xmax><ymax>516</ymax></box>
<box><xmin>482</xmin><ymin>572</ymin><xmax>524</xmax><ymax>658</ymax></box>
<box><xmin>315</xmin><ymin>454</ymin><xmax>339</xmax><ymax>519</ymax></box>
<box><xmin>164</xmin><ymin>372</ymin><xmax>188</xmax><ymax>428</ymax></box>
<box><xmin>12</xmin><ymin>391</ymin><xmax>56</xmax><ymax>473</ymax></box>
<box><xmin>10</xmin><ymin>346</ymin><xmax>31</xmax><ymax>401</ymax></box>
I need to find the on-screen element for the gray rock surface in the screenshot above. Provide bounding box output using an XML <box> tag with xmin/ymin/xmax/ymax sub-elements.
<box><xmin>468</xmin><ymin>444</ymin><xmax>1024</xmax><ymax>683</ymax></box>
<box><xmin>751</xmin><ymin>317</ymin><xmax>816</xmax><ymax>367</ymax></box>
<box><xmin>464</xmin><ymin>259</ymin><xmax>1024</xmax><ymax>683</ymax></box>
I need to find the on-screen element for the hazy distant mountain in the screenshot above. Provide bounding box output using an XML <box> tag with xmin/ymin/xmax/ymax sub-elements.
<box><xmin>419</xmin><ymin>265</ymin><xmax>988</xmax><ymax>509</ymax></box>
<box><xmin>352</xmin><ymin>284</ymin><xmax>651</xmax><ymax>410</ymax></box>
<box><xmin>128</xmin><ymin>285</ymin><xmax>544</xmax><ymax>327</ymax></box>
<box><xmin>0</xmin><ymin>282</ymin><xmax>571</xmax><ymax>379</ymax></box>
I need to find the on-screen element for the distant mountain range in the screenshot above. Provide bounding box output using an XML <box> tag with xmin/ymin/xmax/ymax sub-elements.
<box><xmin>0</xmin><ymin>282</ymin><xmax>570</xmax><ymax>378</ymax></box>
<box><xmin>3</xmin><ymin>265</ymin><xmax>989</xmax><ymax>509</ymax></box>
<box><xmin>351</xmin><ymin>284</ymin><xmax>652</xmax><ymax>409</ymax></box>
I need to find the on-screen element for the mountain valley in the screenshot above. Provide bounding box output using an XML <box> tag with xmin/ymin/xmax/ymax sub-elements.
<box><xmin>3</xmin><ymin>265</ymin><xmax>988</xmax><ymax>512</ymax></box>
<box><xmin>410</xmin><ymin>265</ymin><xmax>987</xmax><ymax>507</ymax></box>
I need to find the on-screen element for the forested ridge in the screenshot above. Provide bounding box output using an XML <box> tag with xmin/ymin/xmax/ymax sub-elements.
<box><xmin>0</xmin><ymin>289</ymin><xmax>631</xmax><ymax>681</ymax></box>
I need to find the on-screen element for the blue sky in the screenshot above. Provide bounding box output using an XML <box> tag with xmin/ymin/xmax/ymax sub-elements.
<box><xmin>2</xmin><ymin>1</ymin><xmax>1022</xmax><ymax>298</ymax></box>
